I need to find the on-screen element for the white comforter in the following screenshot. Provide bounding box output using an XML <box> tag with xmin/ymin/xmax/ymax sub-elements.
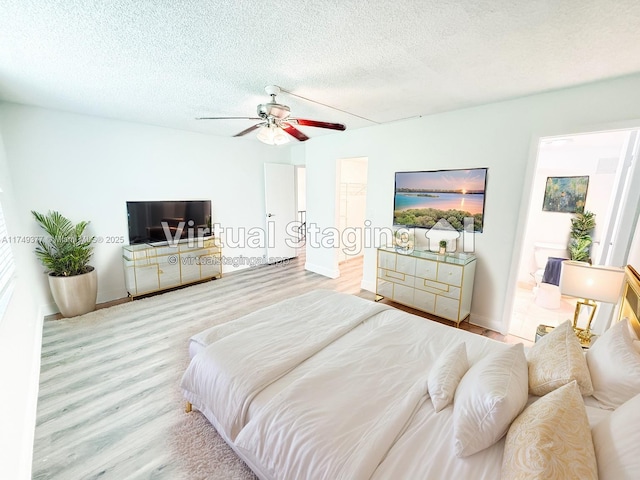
<box><xmin>234</xmin><ymin>307</ymin><xmax>511</xmax><ymax>480</ymax></box>
<box><xmin>181</xmin><ymin>290</ymin><xmax>511</xmax><ymax>480</ymax></box>
<box><xmin>180</xmin><ymin>290</ymin><xmax>389</xmax><ymax>440</ymax></box>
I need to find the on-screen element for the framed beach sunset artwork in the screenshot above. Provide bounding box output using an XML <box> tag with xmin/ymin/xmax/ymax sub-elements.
<box><xmin>393</xmin><ymin>168</ymin><xmax>488</xmax><ymax>232</ymax></box>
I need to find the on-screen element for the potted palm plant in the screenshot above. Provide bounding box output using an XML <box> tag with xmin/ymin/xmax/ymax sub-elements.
<box><xmin>32</xmin><ymin>210</ymin><xmax>98</xmax><ymax>317</ymax></box>
<box><xmin>568</xmin><ymin>210</ymin><xmax>596</xmax><ymax>263</ymax></box>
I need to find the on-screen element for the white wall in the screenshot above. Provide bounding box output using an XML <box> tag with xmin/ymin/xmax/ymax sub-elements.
<box><xmin>304</xmin><ymin>73</ymin><xmax>640</xmax><ymax>332</ymax></box>
<box><xmin>0</xmin><ymin>103</ymin><xmax>291</xmax><ymax>314</ymax></box>
<box><xmin>0</xmin><ymin>124</ymin><xmax>43</xmax><ymax>479</ymax></box>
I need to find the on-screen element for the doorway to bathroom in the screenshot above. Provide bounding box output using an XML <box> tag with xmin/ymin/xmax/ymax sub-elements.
<box><xmin>508</xmin><ymin>128</ymin><xmax>640</xmax><ymax>342</ymax></box>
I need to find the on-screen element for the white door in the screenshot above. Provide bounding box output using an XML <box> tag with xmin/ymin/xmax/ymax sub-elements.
<box><xmin>264</xmin><ymin>163</ymin><xmax>297</xmax><ymax>262</ymax></box>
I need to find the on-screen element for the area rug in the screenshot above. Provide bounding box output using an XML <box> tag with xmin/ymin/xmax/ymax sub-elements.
<box><xmin>170</xmin><ymin>409</ymin><xmax>257</xmax><ymax>480</ymax></box>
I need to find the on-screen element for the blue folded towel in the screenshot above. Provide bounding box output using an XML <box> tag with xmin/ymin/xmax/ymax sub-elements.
<box><xmin>541</xmin><ymin>257</ymin><xmax>566</xmax><ymax>286</ymax></box>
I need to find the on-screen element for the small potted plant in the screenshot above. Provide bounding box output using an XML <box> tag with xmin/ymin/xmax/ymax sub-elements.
<box><xmin>438</xmin><ymin>239</ymin><xmax>447</xmax><ymax>254</ymax></box>
<box><xmin>32</xmin><ymin>210</ymin><xmax>98</xmax><ymax>317</ymax></box>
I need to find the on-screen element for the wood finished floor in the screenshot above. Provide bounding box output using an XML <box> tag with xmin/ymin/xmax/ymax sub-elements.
<box><xmin>33</xmin><ymin>253</ymin><xmax>512</xmax><ymax>479</ymax></box>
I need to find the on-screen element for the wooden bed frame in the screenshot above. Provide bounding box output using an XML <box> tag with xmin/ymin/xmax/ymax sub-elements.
<box><xmin>619</xmin><ymin>265</ymin><xmax>640</xmax><ymax>338</ymax></box>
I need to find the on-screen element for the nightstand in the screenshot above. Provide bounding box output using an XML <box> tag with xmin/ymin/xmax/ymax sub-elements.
<box><xmin>535</xmin><ymin>324</ymin><xmax>555</xmax><ymax>343</ymax></box>
<box><xmin>535</xmin><ymin>323</ymin><xmax>596</xmax><ymax>348</ymax></box>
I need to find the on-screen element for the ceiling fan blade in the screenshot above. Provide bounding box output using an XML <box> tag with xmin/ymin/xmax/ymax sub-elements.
<box><xmin>233</xmin><ymin>124</ymin><xmax>263</xmax><ymax>137</ymax></box>
<box><xmin>281</xmin><ymin>123</ymin><xmax>310</xmax><ymax>142</ymax></box>
<box><xmin>290</xmin><ymin>118</ymin><xmax>346</xmax><ymax>131</ymax></box>
<box><xmin>196</xmin><ymin>116</ymin><xmax>262</xmax><ymax>120</ymax></box>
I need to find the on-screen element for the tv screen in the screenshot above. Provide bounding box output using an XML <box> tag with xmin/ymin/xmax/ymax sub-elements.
<box><xmin>126</xmin><ymin>200</ymin><xmax>212</xmax><ymax>245</ymax></box>
<box><xmin>393</xmin><ymin>168</ymin><xmax>487</xmax><ymax>232</ymax></box>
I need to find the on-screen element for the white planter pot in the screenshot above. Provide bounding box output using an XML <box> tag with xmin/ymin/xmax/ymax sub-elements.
<box><xmin>48</xmin><ymin>266</ymin><xmax>98</xmax><ymax>318</ymax></box>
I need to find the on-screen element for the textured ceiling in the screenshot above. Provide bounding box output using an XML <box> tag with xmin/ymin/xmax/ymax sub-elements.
<box><xmin>1</xmin><ymin>0</ymin><xmax>640</xmax><ymax>142</ymax></box>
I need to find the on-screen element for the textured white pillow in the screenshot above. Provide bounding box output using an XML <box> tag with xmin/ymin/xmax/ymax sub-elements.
<box><xmin>586</xmin><ymin>319</ymin><xmax>640</xmax><ymax>409</ymax></box>
<box><xmin>501</xmin><ymin>381</ymin><xmax>597</xmax><ymax>480</ymax></box>
<box><xmin>527</xmin><ymin>320</ymin><xmax>593</xmax><ymax>396</ymax></box>
<box><xmin>453</xmin><ymin>343</ymin><xmax>528</xmax><ymax>457</ymax></box>
<box><xmin>428</xmin><ymin>342</ymin><xmax>469</xmax><ymax>412</ymax></box>
<box><xmin>592</xmin><ymin>392</ymin><xmax>640</xmax><ymax>479</ymax></box>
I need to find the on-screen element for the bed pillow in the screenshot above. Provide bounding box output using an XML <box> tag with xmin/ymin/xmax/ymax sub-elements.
<box><xmin>591</xmin><ymin>392</ymin><xmax>640</xmax><ymax>479</ymax></box>
<box><xmin>527</xmin><ymin>320</ymin><xmax>593</xmax><ymax>396</ymax></box>
<box><xmin>501</xmin><ymin>381</ymin><xmax>597</xmax><ymax>480</ymax></box>
<box><xmin>427</xmin><ymin>342</ymin><xmax>469</xmax><ymax>412</ymax></box>
<box><xmin>586</xmin><ymin>319</ymin><xmax>640</xmax><ymax>409</ymax></box>
<box><xmin>453</xmin><ymin>343</ymin><xmax>528</xmax><ymax>457</ymax></box>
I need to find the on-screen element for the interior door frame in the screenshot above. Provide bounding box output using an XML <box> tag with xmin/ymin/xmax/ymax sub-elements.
<box><xmin>501</xmin><ymin>120</ymin><xmax>640</xmax><ymax>335</ymax></box>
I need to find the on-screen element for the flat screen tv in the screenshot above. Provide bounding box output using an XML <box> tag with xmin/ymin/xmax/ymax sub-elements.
<box><xmin>393</xmin><ymin>168</ymin><xmax>487</xmax><ymax>232</ymax></box>
<box><xmin>126</xmin><ymin>200</ymin><xmax>212</xmax><ymax>245</ymax></box>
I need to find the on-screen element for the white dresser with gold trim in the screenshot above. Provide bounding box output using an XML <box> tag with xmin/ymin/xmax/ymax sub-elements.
<box><xmin>376</xmin><ymin>246</ymin><xmax>476</xmax><ymax>326</ymax></box>
<box><xmin>122</xmin><ymin>237</ymin><xmax>222</xmax><ymax>298</ymax></box>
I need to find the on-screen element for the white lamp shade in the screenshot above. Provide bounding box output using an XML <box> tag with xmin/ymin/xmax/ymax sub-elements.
<box><xmin>559</xmin><ymin>261</ymin><xmax>625</xmax><ymax>303</ymax></box>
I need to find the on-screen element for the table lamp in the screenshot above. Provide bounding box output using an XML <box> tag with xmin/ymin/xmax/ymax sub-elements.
<box><xmin>559</xmin><ymin>261</ymin><xmax>625</xmax><ymax>346</ymax></box>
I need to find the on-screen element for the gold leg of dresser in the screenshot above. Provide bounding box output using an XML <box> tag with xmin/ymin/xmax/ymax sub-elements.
<box><xmin>185</xmin><ymin>401</ymin><xmax>192</xmax><ymax>413</ymax></box>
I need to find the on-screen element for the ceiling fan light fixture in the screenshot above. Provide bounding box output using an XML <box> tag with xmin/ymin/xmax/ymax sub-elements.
<box><xmin>257</xmin><ymin>125</ymin><xmax>290</xmax><ymax>145</ymax></box>
<box><xmin>198</xmin><ymin>85</ymin><xmax>346</xmax><ymax>142</ymax></box>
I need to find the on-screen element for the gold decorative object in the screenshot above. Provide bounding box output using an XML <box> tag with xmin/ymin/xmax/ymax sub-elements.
<box><xmin>560</xmin><ymin>261</ymin><xmax>625</xmax><ymax>346</ymax></box>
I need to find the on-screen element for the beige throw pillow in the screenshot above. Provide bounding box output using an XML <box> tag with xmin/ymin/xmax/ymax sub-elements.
<box><xmin>527</xmin><ymin>320</ymin><xmax>593</xmax><ymax>396</ymax></box>
<box><xmin>501</xmin><ymin>381</ymin><xmax>597</xmax><ymax>480</ymax></box>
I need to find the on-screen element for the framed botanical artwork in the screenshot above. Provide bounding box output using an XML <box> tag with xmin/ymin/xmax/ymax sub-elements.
<box><xmin>542</xmin><ymin>176</ymin><xmax>589</xmax><ymax>213</ymax></box>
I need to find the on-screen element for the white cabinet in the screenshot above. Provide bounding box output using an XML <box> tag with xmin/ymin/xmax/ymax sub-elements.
<box><xmin>122</xmin><ymin>237</ymin><xmax>222</xmax><ymax>298</ymax></box>
<box><xmin>376</xmin><ymin>247</ymin><xmax>476</xmax><ymax>326</ymax></box>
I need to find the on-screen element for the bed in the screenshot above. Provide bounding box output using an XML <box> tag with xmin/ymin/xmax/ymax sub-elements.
<box><xmin>181</xmin><ymin>266</ymin><xmax>640</xmax><ymax>480</ymax></box>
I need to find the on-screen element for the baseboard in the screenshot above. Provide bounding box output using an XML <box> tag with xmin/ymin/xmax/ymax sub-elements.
<box><xmin>97</xmin><ymin>288</ymin><xmax>127</xmax><ymax>305</ymax></box>
<box><xmin>360</xmin><ymin>279</ymin><xmax>376</xmax><ymax>293</ymax></box>
<box><xmin>304</xmin><ymin>262</ymin><xmax>340</xmax><ymax>279</ymax></box>
<box><xmin>40</xmin><ymin>301</ymin><xmax>58</xmax><ymax>317</ymax></box>
<box><xmin>469</xmin><ymin>313</ymin><xmax>504</xmax><ymax>334</ymax></box>
<box><xmin>43</xmin><ymin>287</ymin><xmax>128</xmax><ymax>317</ymax></box>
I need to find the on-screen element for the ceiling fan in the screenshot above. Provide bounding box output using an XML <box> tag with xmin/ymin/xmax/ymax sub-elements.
<box><xmin>197</xmin><ymin>85</ymin><xmax>346</xmax><ymax>145</ymax></box>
